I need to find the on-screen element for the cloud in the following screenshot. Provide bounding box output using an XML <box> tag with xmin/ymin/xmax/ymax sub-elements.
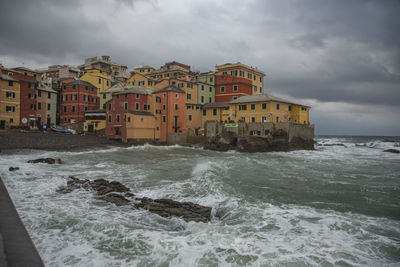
<box><xmin>0</xmin><ymin>0</ymin><xmax>399</xmax><ymax>135</ymax></box>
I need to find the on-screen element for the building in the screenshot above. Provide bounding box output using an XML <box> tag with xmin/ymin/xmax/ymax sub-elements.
<box><xmin>203</xmin><ymin>94</ymin><xmax>310</xmax><ymax>125</ymax></box>
<box><xmin>38</xmin><ymin>65</ymin><xmax>79</xmax><ymax>80</ymax></box>
<box><xmin>132</xmin><ymin>65</ymin><xmax>155</xmax><ymax>74</ymax></box>
<box><xmin>83</xmin><ymin>109</ymin><xmax>106</xmax><ymax>133</ymax></box>
<box><xmin>185</xmin><ymin>103</ymin><xmax>203</xmax><ymax>135</ymax></box>
<box><xmin>167</xmin><ymin>77</ymin><xmax>198</xmax><ymax>105</ymax></box>
<box><xmin>105</xmin><ymin>87</ymin><xmax>157</xmax><ymax>141</ymax></box>
<box><xmin>37</xmin><ymin>78</ymin><xmax>58</xmax><ymax>126</ymax></box>
<box><xmin>148</xmin><ymin>61</ymin><xmax>192</xmax><ymax>80</ymax></box>
<box><xmin>60</xmin><ymin>80</ymin><xmax>99</xmax><ymax>124</ymax></box>
<box><xmin>197</xmin><ymin>72</ymin><xmax>215</xmax><ymax>105</ymax></box>
<box><xmin>215</xmin><ymin>62</ymin><xmax>265</xmax><ymax>94</ymax></box>
<box><xmin>0</xmin><ymin>73</ymin><xmax>20</xmax><ymax>128</ymax></box>
<box><xmin>153</xmin><ymin>86</ymin><xmax>186</xmax><ymax>142</ymax></box>
<box><xmin>99</xmin><ymin>82</ymin><xmax>125</xmax><ymax>110</ymax></box>
<box><xmin>78</xmin><ymin>56</ymin><xmax>128</xmax><ymax>81</ymax></box>
<box><xmin>214</xmin><ymin>75</ymin><xmax>253</xmax><ymax>102</ymax></box>
<box><xmin>11</xmin><ymin>67</ymin><xmax>42</xmax><ymax>81</ymax></box>
<box><xmin>126</xmin><ymin>72</ymin><xmax>157</xmax><ymax>88</ymax></box>
<box><xmin>80</xmin><ymin>69</ymin><xmax>112</xmax><ymax>96</ymax></box>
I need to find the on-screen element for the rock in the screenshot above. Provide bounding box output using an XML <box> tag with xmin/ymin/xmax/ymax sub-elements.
<box><xmin>383</xmin><ymin>149</ymin><xmax>400</xmax><ymax>154</ymax></box>
<box><xmin>57</xmin><ymin>177</ymin><xmax>212</xmax><ymax>222</ymax></box>
<box><xmin>27</xmin><ymin>158</ymin><xmax>62</xmax><ymax>164</ymax></box>
<box><xmin>383</xmin><ymin>139</ymin><xmax>395</xmax><ymax>143</ymax></box>
<box><xmin>9</xmin><ymin>167</ymin><xmax>20</xmax><ymax>171</ymax></box>
<box><xmin>317</xmin><ymin>143</ymin><xmax>345</xmax><ymax>147</ymax></box>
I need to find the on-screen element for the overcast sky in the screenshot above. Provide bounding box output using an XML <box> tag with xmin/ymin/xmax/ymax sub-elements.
<box><xmin>1</xmin><ymin>0</ymin><xmax>399</xmax><ymax>135</ymax></box>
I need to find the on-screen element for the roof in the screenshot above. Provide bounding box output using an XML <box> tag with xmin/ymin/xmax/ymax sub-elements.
<box><xmin>134</xmin><ymin>65</ymin><xmax>154</xmax><ymax>69</ymax></box>
<box><xmin>229</xmin><ymin>94</ymin><xmax>310</xmax><ymax>107</ymax></box>
<box><xmin>1</xmin><ymin>74</ymin><xmax>18</xmax><ymax>82</ymax></box>
<box><xmin>154</xmin><ymin>85</ymin><xmax>186</xmax><ymax>94</ymax></box>
<box><xmin>128</xmin><ymin>110</ymin><xmax>154</xmax><ymax>116</ymax></box>
<box><xmin>100</xmin><ymin>82</ymin><xmax>125</xmax><ymax>94</ymax></box>
<box><xmin>203</xmin><ymin>102</ymin><xmax>230</xmax><ymax>109</ymax></box>
<box><xmin>65</xmin><ymin>80</ymin><xmax>96</xmax><ymax>88</ymax></box>
<box><xmin>113</xmin><ymin>86</ymin><xmax>153</xmax><ymax>95</ymax></box>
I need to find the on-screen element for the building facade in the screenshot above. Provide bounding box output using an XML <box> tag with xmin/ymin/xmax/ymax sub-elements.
<box><xmin>197</xmin><ymin>72</ymin><xmax>215</xmax><ymax>105</ymax></box>
<box><xmin>214</xmin><ymin>75</ymin><xmax>253</xmax><ymax>103</ymax></box>
<box><xmin>0</xmin><ymin>73</ymin><xmax>20</xmax><ymax>128</ymax></box>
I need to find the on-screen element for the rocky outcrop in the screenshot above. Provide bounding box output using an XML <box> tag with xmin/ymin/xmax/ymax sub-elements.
<box><xmin>204</xmin><ymin>134</ymin><xmax>313</xmax><ymax>153</ymax></box>
<box><xmin>27</xmin><ymin>158</ymin><xmax>62</xmax><ymax>164</ymax></box>
<box><xmin>57</xmin><ymin>177</ymin><xmax>212</xmax><ymax>222</ymax></box>
<box><xmin>383</xmin><ymin>149</ymin><xmax>400</xmax><ymax>154</ymax></box>
<box><xmin>9</xmin><ymin>167</ymin><xmax>19</xmax><ymax>171</ymax></box>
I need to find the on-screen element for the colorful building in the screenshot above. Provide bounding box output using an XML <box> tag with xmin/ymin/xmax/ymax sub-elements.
<box><xmin>37</xmin><ymin>78</ymin><xmax>58</xmax><ymax>126</ymax></box>
<box><xmin>83</xmin><ymin>109</ymin><xmax>106</xmax><ymax>133</ymax></box>
<box><xmin>215</xmin><ymin>62</ymin><xmax>265</xmax><ymax>95</ymax></box>
<box><xmin>197</xmin><ymin>72</ymin><xmax>215</xmax><ymax>104</ymax></box>
<box><xmin>0</xmin><ymin>74</ymin><xmax>20</xmax><ymax>128</ymax></box>
<box><xmin>133</xmin><ymin>65</ymin><xmax>155</xmax><ymax>74</ymax></box>
<box><xmin>80</xmin><ymin>69</ymin><xmax>112</xmax><ymax>96</ymax></box>
<box><xmin>60</xmin><ymin>80</ymin><xmax>99</xmax><ymax>124</ymax></box>
<box><xmin>214</xmin><ymin>75</ymin><xmax>253</xmax><ymax>102</ymax></box>
<box><xmin>168</xmin><ymin>77</ymin><xmax>198</xmax><ymax>105</ymax></box>
<box><xmin>202</xmin><ymin>102</ymin><xmax>230</xmax><ymax>123</ymax></box>
<box><xmin>153</xmin><ymin>86</ymin><xmax>186</xmax><ymax>142</ymax></box>
<box><xmin>11</xmin><ymin>67</ymin><xmax>42</xmax><ymax>81</ymax></box>
<box><xmin>186</xmin><ymin>103</ymin><xmax>203</xmax><ymax>135</ymax></box>
<box><xmin>126</xmin><ymin>72</ymin><xmax>157</xmax><ymax>88</ymax></box>
<box><xmin>99</xmin><ymin>82</ymin><xmax>125</xmax><ymax>110</ymax></box>
<box><xmin>228</xmin><ymin>94</ymin><xmax>310</xmax><ymax>124</ymax></box>
<box><xmin>148</xmin><ymin>61</ymin><xmax>192</xmax><ymax>80</ymax></box>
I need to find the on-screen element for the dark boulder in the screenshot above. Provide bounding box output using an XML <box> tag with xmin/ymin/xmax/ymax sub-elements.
<box><xmin>57</xmin><ymin>177</ymin><xmax>212</xmax><ymax>222</ymax></box>
<box><xmin>9</xmin><ymin>167</ymin><xmax>20</xmax><ymax>171</ymax></box>
<box><xmin>383</xmin><ymin>149</ymin><xmax>400</xmax><ymax>154</ymax></box>
<box><xmin>27</xmin><ymin>158</ymin><xmax>62</xmax><ymax>164</ymax></box>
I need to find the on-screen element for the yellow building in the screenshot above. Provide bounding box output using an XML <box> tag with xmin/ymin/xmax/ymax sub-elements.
<box><xmin>186</xmin><ymin>103</ymin><xmax>203</xmax><ymax>135</ymax></box>
<box><xmin>0</xmin><ymin>74</ymin><xmax>20</xmax><ymax>128</ymax></box>
<box><xmin>83</xmin><ymin>109</ymin><xmax>106</xmax><ymax>133</ymax></box>
<box><xmin>133</xmin><ymin>65</ymin><xmax>155</xmax><ymax>74</ymax></box>
<box><xmin>215</xmin><ymin>62</ymin><xmax>265</xmax><ymax>95</ymax></box>
<box><xmin>80</xmin><ymin>69</ymin><xmax>111</xmax><ymax>95</ymax></box>
<box><xmin>228</xmin><ymin>94</ymin><xmax>310</xmax><ymax>124</ymax></box>
<box><xmin>125</xmin><ymin>111</ymin><xmax>160</xmax><ymax>140</ymax></box>
<box><xmin>126</xmin><ymin>72</ymin><xmax>157</xmax><ymax>88</ymax></box>
<box><xmin>202</xmin><ymin>102</ymin><xmax>230</xmax><ymax>123</ymax></box>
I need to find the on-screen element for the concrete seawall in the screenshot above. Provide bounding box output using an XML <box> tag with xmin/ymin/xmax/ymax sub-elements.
<box><xmin>0</xmin><ymin>177</ymin><xmax>44</xmax><ymax>267</ymax></box>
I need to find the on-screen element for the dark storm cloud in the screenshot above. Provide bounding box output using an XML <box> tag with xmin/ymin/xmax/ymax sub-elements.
<box><xmin>0</xmin><ymin>0</ymin><xmax>399</xmax><ymax>134</ymax></box>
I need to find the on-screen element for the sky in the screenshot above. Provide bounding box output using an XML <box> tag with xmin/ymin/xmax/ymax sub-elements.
<box><xmin>1</xmin><ymin>0</ymin><xmax>399</xmax><ymax>135</ymax></box>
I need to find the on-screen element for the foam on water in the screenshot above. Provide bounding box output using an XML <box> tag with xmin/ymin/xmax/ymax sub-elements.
<box><xmin>1</xmin><ymin>136</ymin><xmax>399</xmax><ymax>266</ymax></box>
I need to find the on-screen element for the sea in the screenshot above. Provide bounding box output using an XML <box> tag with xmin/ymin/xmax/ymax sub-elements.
<box><xmin>1</xmin><ymin>136</ymin><xmax>399</xmax><ymax>267</ymax></box>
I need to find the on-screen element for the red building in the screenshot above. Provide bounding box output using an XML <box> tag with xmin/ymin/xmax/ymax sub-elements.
<box><xmin>105</xmin><ymin>87</ymin><xmax>152</xmax><ymax>140</ymax></box>
<box><xmin>154</xmin><ymin>86</ymin><xmax>186</xmax><ymax>142</ymax></box>
<box><xmin>60</xmin><ymin>80</ymin><xmax>99</xmax><ymax>124</ymax></box>
<box><xmin>214</xmin><ymin>75</ymin><xmax>253</xmax><ymax>103</ymax></box>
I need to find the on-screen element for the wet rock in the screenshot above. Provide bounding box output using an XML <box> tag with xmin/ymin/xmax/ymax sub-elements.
<box><xmin>317</xmin><ymin>143</ymin><xmax>345</xmax><ymax>147</ymax></box>
<box><xmin>9</xmin><ymin>167</ymin><xmax>20</xmax><ymax>171</ymax></box>
<box><xmin>57</xmin><ymin>177</ymin><xmax>212</xmax><ymax>222</ymax></box>
<box><xmin>383</xmin><ymin>149</ymin><xmax>400</xmax><ymax>154</ymax></box>
<box><xmin>27</xmin><ymin>158</ymin><xmax>62</xmax><ymax>164</ymax></box>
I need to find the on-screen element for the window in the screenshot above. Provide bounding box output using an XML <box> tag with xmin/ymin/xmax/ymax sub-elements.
<box><xmin>156</xmin><ymin>97</ymin><xmax>161</xmax><ymax>103</ymax></box>
<box><xmin>48</xmin><ymin>92</ymin><xmax>51</xmax><ymax>99</ymax></box>
<box><xmin>98</xmin><ymin>78</ymin><xmax>101</xmax><ymax>84</ymax></box>
<box><xmin>262</xmin><ymin>103</ymin><xmax>267</xmax><ymax>109</ymax></box>
<box><xmin>187</xmin><ymin>93</ymin><xmax>191</xmax><ymax>100</ymax></box>
<box><xmin>163</xmin><ymin>93</ymin><xmax>166</xmax><ymax>98</ymax></box>
<box><xmin>276</xmin><ymin>104</ymin><xmax>280</xmax><ymax>110</ymax></box>
<box><xmin>108</xmin><ymin>103</ymin><xmax>112</xmax><ymax>111</ymax></box>
<box><xmin>201</xmin><ymin>85</ymin><xmax>204</xmax><ymax>90</ymax></box>
<box><xmin>209</xmin><ymin>97</ymin><xmax>212</xmax><ymax>102</ymax></box>
<box><xmin>240</xmin><ymin>70</ymin><xmax>244</xmax><ymax>77</ymax></box>
<box><xmin>135</xmin><ymin>102</ymin><xmax>140</xmax><ymax>110</ymax></box>
<box><xmin>143</xmin><ymin>104</ymin><xmax>147</xmax><ymax>110</ymax></box>
<box><xmin>72</xmin><ymin>85</ymin><xmax>76</xmax><ymax>90</ymax></box>
<box><xmin>178</xmin><ymin>83</ymin><xmax>183</xmax><ymax>88</ymax></box>
<box><xmin>196</xmin><ymin>106</ymin><xmax>200</xmax><ymax>110</ymax></box>
<box><xmin>251</xmin><ymin>104</ymin><xmax>255</xmax><ymax>110</ymax></box>
<box><xmin>136</xmin><ymin>94</ymin><xmax>140</xmax><ymax>99</ymax></box>
<box><xmin>251</xmin><ymin>117</ymin><xmax>256</xmax><ymax>122</ymax></box>
<box><xmin>241</xmin><ymin>117</ymin><xmax>246</xmax><ymax>122</ymax></box>
<box><xmin>47</xmin><ymin>104</ymin><xmax>51</xmax><ymax>110</ymax></box>
<box><xmin>108</xmin><ymin>115</ymin><xmax>111</xmax><ymax>122</ymax></box>
<box><xmin>83</xmin><ymin>95</ymin><xmax>87</xmax><ymax>102</ymax></box>
<box><xmin>209</xmin><ymin>77</ymin><xmax>213</xmax><ymax>82</ymax></box>
<box><xmin>84</xmin><ymin>106</ymin><xmax>88</xmax><ymax>111</ymax></box>
<box><xmin>103</xmin><ymin>94</ymin><xmax>106</xmax><ymax>99</ymax></box>
<box><xmin>128</xmin><ymin>116</ymin><xmax>131</xmax><ymax>122</ymax></box>
<box><xmin>233</xmin><ymin>85</ymin><xmax>238</xmax><ymax>91</ymax></box>
<box><xmin>276</xmin><ymin>116</ymin><xmax>279</xmax><ymax>123</ymax></box>
<box><xmin>187</xmin><ymin>83</ymin><xmax>192</xmax><ymax>88</ymax></box>
<box><xmin>124</xmin><ymin>102</ymin><xmax>128</xmax><ymax>110</ymax></box>
<box><xmin>72</xmin><ymin>106</ymin><xmax>75</xmax><ymax>112</ymax></box>
<box><xmin>38</xmin><ymin>90</ymin><xmax>42</xmax><ymax>97</ymax></box>
<box><xmin>85</xmin><ymin>86</ymin><xmax>88</xmax><ymax>91</ymax></box>
<box><xmin>6</xmin><ymin>92</ymin><xmax>15</xmax><ymax>98</ymax></box>
<box><xmin>302</xmin><ymin>107</ymin><xmax>307</xmax><ymax>111</ymax></box>
<box><xmin>209</xmin><ymin>87</ymin><xmax>212</xmax><ymax>92</ymax></box>
<box><xmin>6</xmin><ymin>106</ymin><xmax>15</xmax><ymax>112</ymax></box>
<box><xmin>162</xmin><ymin>116</ymin><xmax>166</xmax><ymax>122</ymax></box>
<box><xmin>262</xmin><ymin>116</ymin><xmax>267</xmax><ymax>122</ymax></box>
<box><xmin>232</xmin><ymin>96</ymin><xmax>238</xmax><ymax>100</ymax></box>
<box><xmin>221</xmin><ymin>86</ymin><xmax>225</xmax><ymax>93</ymax></box>
<box><xmin>175</xmin><ymin>94</ymin><xmax>179</xmax><ymax>99</ymax></box>
<box><xmin>201</xmin><ymin>96</ymin><xmax>204</xmax><ymax>103</ymax></box>
<box><xmin>188</xmin><ymin>115</ymin><xmax>192</xmax><ymax>121</ymax></box>
<box><xmin>8</xmin><ymin>81</ymin><xmax>13</xmax><ymax>86</ymax></box>
<box><xmin>213</xmin><ymin>109</ymin><xmax>217</xmax><ymax>116</ymax></box>
<box><xmin>253</xmin><ymin>86</ymin><xmax>257</xmax><ymax>92</ymax></box>
<box><xmin>288</xmin><ymin>105</ymin><xmax>292</xmax><ymax>111</ymax></box>
<box><xmin>38</xmin><ymin>103</ymin><xmax>42</xmax><ymax>110</ymax></box>
<box><xmin>239</xmin><ymin>104</ymin><xmax>247</xmax><ymax>111</ymax></box>
<box><xmin>175</xmin><ymin>104</ymin><xmax>178</xmax><ymax>110</ymax></box>
<box><xmin>254</xmin><ymin>75</ymin><xmax>256</xmax><ymax>81</ymax></box>
<box><xmin>162</xmin><ymin>104</ymin><xmax>166</xmax><ymax>110</ymax></box>
<box><xmin>116</xmin><ymin>115</ymin><xmax>120</xmax><ymax>122</ymax></box>
<box><xmin>106</xmin><ymin>81</ymin><xmax>109</xmax><ymax>86</ymax></box>
<box><xmin>203</xmin><ymin>109</ymin><xmax>206</xmax><ymax>116</ymax></box>
<box><xmin>63</xmin><ymin>106</ymin><xmax>67</xmax><ymax>112</ymax></box>
<box><xmin>139</xmin><ymin>81</ymin><xmax>145</xmax><ymax>86</ymax></box>
<box><xmin>63</xmin><ymin>86</ymin><xmax>66</xmax><ymax>90</ymax></box>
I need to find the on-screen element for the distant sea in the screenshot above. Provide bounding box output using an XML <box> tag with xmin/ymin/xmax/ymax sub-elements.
<box><xmin>1</xmin><ymin>135</ymin><xmax>399</xmax><ymax>266</ymax></box>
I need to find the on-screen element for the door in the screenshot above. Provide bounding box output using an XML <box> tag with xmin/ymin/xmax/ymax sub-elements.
<box><xmin>88</xmin><ymin>124</ymin><xmax>94</xmax><ymax>133</ymax></box>
<box><xmin>174</xmin><ymin>116</ymin><xmax>178</xmax><ymax>133</ymax></box>
<box><xmin>0</xmin><ymin>120</ymin><xmax>5</xmax><ymax>129</ymax></box>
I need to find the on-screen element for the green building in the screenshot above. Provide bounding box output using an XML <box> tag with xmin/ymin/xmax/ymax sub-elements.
<box><xmin>197</xmin><ymin>72</ymin><xmax>215</xmax><ymax>104</ymax></box>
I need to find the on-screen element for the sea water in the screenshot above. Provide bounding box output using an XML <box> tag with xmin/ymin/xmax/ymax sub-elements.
<box><xmin>0</xmin><ymin>136</ymin><xmax>399</xmax><ymax>266</ymax></box>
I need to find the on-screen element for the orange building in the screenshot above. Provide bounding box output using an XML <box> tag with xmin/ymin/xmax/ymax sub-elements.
<box><xmin>153</xmin><ymin>86</ymin><xmax>186</xmax><ymax>142</ymax></box>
